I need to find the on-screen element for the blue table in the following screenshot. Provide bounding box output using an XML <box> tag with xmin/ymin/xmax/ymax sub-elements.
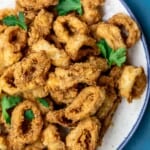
<box><xmin>123</xmin><ymin>0</ymin><xmax>150</xmax><ymax>150</ymax></box>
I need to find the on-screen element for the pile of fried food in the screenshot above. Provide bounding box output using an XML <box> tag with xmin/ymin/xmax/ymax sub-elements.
<box><xmin>0</xmin><ymin>0</ymin><xmax>147</xmax><ymax>149</ymax></box>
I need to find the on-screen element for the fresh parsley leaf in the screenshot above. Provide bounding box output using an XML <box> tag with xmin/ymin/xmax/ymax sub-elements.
<box><xmin>2</xmin><ymin>12</ymin><xmax>27</xmax><ymax>30</ymax></box>
<box><xmin>37</xmin><ymin>98</ymin><xmax>49</xmax><ymax>108</ymax></box>
<box><xmin>97</xmin><ymin>39</ymin><xmax>126</xmax><ymax>67</ymax></box>
<box><xmin>56</xmin><ymin>0</ymin><xmax>83</xmax><ymax>16</ymax></box>
<box><xmin>1</xmin><ymin>96</ymin><xmax>21</xmax><ymax>124</ymax></box>
<box><xmin>24</xmin><ymin>110</ymin><xmax>34</xmax><ymax>121</ymax></box>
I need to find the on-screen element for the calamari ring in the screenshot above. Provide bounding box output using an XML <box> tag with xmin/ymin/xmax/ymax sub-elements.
<box><xmin>0</xmin><ymin>8</ymin><xmax>17</xmax><ymax>20</ymax></box>
<box><xmin>66</xmin><ymin>117</ymin><xmax>101</xmax><ymax>150</ymax></box>
<box><xmin>108</xmin><ymin>13</ymin><xmax>141</xmax><ymax>48</ymax></box>
<box><xmin>4</xmin><ymin>26</ymin><xmax>27</xmax><ymax>51</ymax></box>
<box><xmin>28</xmin><ymin>10</ymin><xmax>53</xmax><ymax>46</ymax></box>
<box><xmin>46</xmin><ymin>109</ymin><xmax>77</xmax><ymax>128</ymax></box>
<box><xmin>91</xmin><ymin>22</ymin><xmax>126</xmax><ymax>50</ymax></box>
<box><xmin>0</xmin><ymin>66</ymin><xmax>19</xmax><ymax>95</ymax></box>
<box><xmin>8</xmin><ymin>100</ymin><xmax>43</xmax><ymax>149</ymax></box>
<box><xmin>31</xmin><ymin>39</ymin><xmax>70</xmax><ymax>67</ymax></box>
<box><xmin>65</xmin><ymin>34</ymin><xmax>98</xmax><ymax>60</ymax></box>
<box><xmin>53</xmin><ymin>14</ymin><xmax>88</xmax><ymax>43</ymax></box>
<box><xmin>16</xmin><ymin>0</ymin><xmax>58</xmax><ymax>10</ymax></box>
<box><xmin>65</xmin><ymin>86</ymin><xmax>105</xmax><ymax>122</ymax></box>
<box><xmin>42</xmin><ymin>125</ymin><xmax>66</xmax><ymax>149</ymax></box>
<box><xmin>0</xmin><ymin>136</ymin><xmax>7</xmax><ymax>150</ymax></box>
<box><xmin>14</xmin><ymin>51</ymin><xmax>51</xmax><ymax>91</ymax></box>
<box><xmin>119</xmin><ymin>66</ymin><xmax>146</xmax><ymax>102</ymax></box>
<box><xmin>80</xmin><ymin>0</ymin><xmax>104</xmax><ymax>25</ymax></box>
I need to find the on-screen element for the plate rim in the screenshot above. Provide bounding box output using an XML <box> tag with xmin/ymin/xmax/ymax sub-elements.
<box><xmin>117</xmin><ymin>0</ymin><xmax>150</xmax><ymax>149</ymax></box>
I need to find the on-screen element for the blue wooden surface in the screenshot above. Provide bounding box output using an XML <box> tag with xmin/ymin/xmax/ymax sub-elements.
<box><xmin>123</xmin><ymin>0</ymin><xmax>150</xmax><ymax>150</ymax></box>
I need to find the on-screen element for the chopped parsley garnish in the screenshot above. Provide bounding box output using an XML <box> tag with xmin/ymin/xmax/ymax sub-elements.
<box><xmin>56</xmin><ymin>0</ymin><xmax>83</xmax><ymax>16</ymax></box>
<box><xmin>97</xmin><ymin>39</ymin><xmax>126</xmax><ymax>67</ymax></box>
<box><xmin>2</xmin><ymin>12</ymin><xmax>27</xmax><ymax>30</ymax></box>
<box><xmin>1</xmin><ymin>96</ymin><xmax>21</xmax><ymax>124</ymax></box>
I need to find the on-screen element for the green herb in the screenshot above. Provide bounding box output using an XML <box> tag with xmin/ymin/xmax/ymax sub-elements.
<box><xmin>24</xmin><ymin>110</ymin><xmax>34</xmax><ymax>121</ymax></box>
<box><xmin>56</xmin><ymin>0</ymin><xmax>83</xmax><ymax>16</ymax></box>
<box><xmin>37</xmin><ymin>98</ymin><xmax>49</xmax><ymax>108</ymax></box>
<box><xmin>97</xmin><ymin>39</ymin><xmax>126</xmax><ymax>67</ymax></box>
<box><xmin>1</xmin><ymin>96</ymin><xmax>21</xmax><ymax>124</ymax></box>
<box><xmin>2</xmin><ymin>12</ymin><xmax>27</xmax><ymax>30</ymax></box>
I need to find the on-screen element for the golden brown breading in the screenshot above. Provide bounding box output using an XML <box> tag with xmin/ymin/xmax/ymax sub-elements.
<box><xmin>49</xmin><ymin>87</ymin><xmax>78</xmax><ymax>104</ymax></box>
<box><xmin>0</xmin><ymin>26</ymin><xmax>27</xmax><ymax>74</ymax></box>
<box><xmin>80</xmin><ymin>0</ymin><xmax>104</xmax><ymax>25</ymax></box>
<box><xmin>91</xmin><ymin>22</ymin><xmax>126</xmax><ymax>50</ymax></box>
<box><xmin>65</xmin><ymin>34</ymin><xmax>98</xmax><ymax>60</ymax></box>
<box><xmin>108</xmin><ymin>13</ymin><xmax>141</xmax><ymax>48</ymax></box>
<box><xmin>0</xmin><ymin>136</ymin><xmax>7</xmax><ymax>150</ymax></box>
<box><xmin>46</xmin><ymin>109</ymin><xmax>77</xmax><ymax>128</ymax></box>
<box><xmin>41</xmin><ymin>125</ymin><xmax>66</xmax><ymax>150</ymax></box>
<box><xmin>25</xmin><ymin>140</ymin><xmax>45</xmax><ymax>150</ymax></box>
<box><xmin>53</xmin><ymin>14</ymin><xmax>88</xmax><ymax>43</ymax></box>
<box><xmin>0</xmin><ymin>66</ymin><xmax>20</xmax><ymax>95</ymax></box>
<box><xmin>119</xmin><ymin>66</ymin><xmax>146</xmax><ymax>102</ymax></box>
<box><xmin>31</xmin><ymin>39</ymin><xmax>70</xmax><ymax>67</ymax></box>
<box><xmin>14</xmin><ymin>51</ymin><xmax>51</xmax><ymax>91</ymax></box>
<box><xmin>8</xmin><ymin>100</ymin><xmax>43</xmax><ymax>150</ymax></box>
<box><xmin>66</xmin><ymin>117</ymin><xmax>101</xmax><ymax>150</ymax></box>
<box><xmin>16</xmin><ymin>0</ymin><xmax>58</xmax><ymax>11</ymax></box>
<box><xmin>65</xmin><ymin>86</ymin><xmax>105</xmax><ymax>122</ymax></box>
<box><xmin>28</xmin><ymin>9</ymin><xmax>53</xmax><ymax>46</ymax></box>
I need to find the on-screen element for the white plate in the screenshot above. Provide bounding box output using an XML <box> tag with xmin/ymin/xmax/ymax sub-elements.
<box><xmin>0</xmin><ymin>0</ymin><xmax>149</xmax><ymax>150</ymax></box>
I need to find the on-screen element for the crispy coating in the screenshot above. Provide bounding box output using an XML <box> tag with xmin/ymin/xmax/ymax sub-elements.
<box><xmin>8</xmin><ymin>100</ymin><xmax>43</xmax><ymax>149</ymax></box>
<box><xmin>14</xmin><ymin>51</ymin><xmax>51</xmax><ymax>91</ymax></box>
<box><xmin>46</xmin><ymin>109</ymin><xmax>77</xmax><ymax>128</ymax></box>
<box><xmin>31</xmin><ymin>39</ymin><xmax>70</xmax><ymax>67</ymax></box>
<box><xmin>65</xmin><ymin>86</ymin><xmax>105</xmax><ymax>122</ymax></box>
<box><xmin>65</xmin><ymin>34</ymin><xmax>98</xmax><ymax>60</ymax></box>
<box><xmin>49</xmin><ymin>87</ymin><xmax>78</xmax><ymax>104</ymax></box>
<box><xmin>0</xmin><ymin>136</ymin><xmax>7</xmax><ymax>150</ymax></box>
<box><xmin>28</xmin><ymin>9</ymin><xmax>53</xmax><ymax>46</ymax></box>
<box><xmin>25</xmin><ymin>140</ymin><xmax>45</xmax><ymax>150</ymax></box>
<box><xmin>66</xmin><ymin>117</ymin><xmax>101</xmax><ymax>150</ymax></box>
<box><xmin>42</xmin><ymin>125</ymin><xmax>66</xmax><ymax>150</ymax></box>
<box><xmin>80</xmin><ymin>0</ymin><xmax>104</xmax><ymax>25</ymax></box>
<box><xmin>96</xmin><ymin>86</ymin><xmax>117</xmax><ymax>120</ymax></box>
<box><xmin>0</xmin><ymin>66</ymin><xmax>20</xmax><ymax>95</ymax></box>
<box><xmin>91</xmin><ymin>23</ymin><xmax>126</xmax><ymax>49</ymax></box>
<box><xmin>108</xmin><ymin>13</ymin><xmax>141</xmax><ymax>48</ymax></box>
<box><xmin>0</xmin><ymin>26</ymin><xmax>27</xmax><ymax>73</ymax></box>
<box><xmin>16</xmin><ymin>0</ymin><xmax>58</xmax><ymax>11</ymax></box>
<box><xmin>53</xmin><ymin>14</ymin><xmax>88</xmax><ymax>43</ymax></box>
<box><xmin>119</xmin><ymin>66</ymin><xmax>146</xmax><ymax>102</ymax></box>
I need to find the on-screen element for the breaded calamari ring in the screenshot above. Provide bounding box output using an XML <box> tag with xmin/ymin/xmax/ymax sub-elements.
<box><xmin>65</xmin><ymin>34</ymin><xmax>98</xmax><ymax>60</ymax></box>
<box><xmin>80</xmin><ymin>0</ymin><xmax>104</xmax><ymax>25</ymax></box>
<box><xmin>66</xmin><ymin>117</ymin><xmax>101</xmax><ymax>150</ymax></box>
<box><xmin>16</xmin><ymin>0</ymin><xmax>58</xmax><ymax>11</ymax></box>
<box><xmin>8</xmin><ymin>100</ymin><xmax>43</xmax><ymax>149</ymax></box>
<box><xmin>91</xmin><ymin>23</ymin><xmax>126</xmax><ymax>50</ymax></box>
<box><xmin>53</xmin><ymin>14</ymin><xmax>88</xmax><ymax>43</ymax></box>
<box><xmin>46</xmin><ymin>109</ymin><xmax>77</xmax><ymax>128</ymax></box>
<box><xmin>0</xmin><ymin>136</ymin><xmax>7</xmax><ymax>150</ymax></box>
<box><xmin>25</xmin><ymin>140</ymin><xmax>45</xmax><ymax>150</ymax></box>
<box><xmin>14</xmin><ymin>51</ymin><xmax>51</xmax><ymax>91</ymax></box>
<box><xmin>0</xmin><ymin>27</ymin><xmax>27</xmax><ymax>72</ymax></box>
<box><xmin>42</xmin><ymin>125</ymin><xmax>66</xmax><ymax>150</ymax></box>
<box><xmin>65</xmin><ymin>86</ymin><xmax>105</xmax><ymax>122</ymax></box>
<box><xmin>119</xmin><ymin>66</ymin><xmax>146</xmax><ymax>102</ymax></box>
<box><xmin>31</xmin><ymin>39</ymin><xmax>70</xmax><ymax>67</ymax></box>
<box><xmin>108</xmin><ymin>13</ymin><xmax>141</xmax><ymax>48</ymax></box>
<box><xmin>0</xmin><ymin>66</ymin><xmax>20</xmax><ymax>95</ymax></box>
<box><xmin>28</xmin><ymin>9</ymin><xmax>53</xmax><ymax>46</ymax></box>
<box><xmin>47</xmin><ymin>57</ymin><xmax>107</xmax><ymax>93</ymax></box>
